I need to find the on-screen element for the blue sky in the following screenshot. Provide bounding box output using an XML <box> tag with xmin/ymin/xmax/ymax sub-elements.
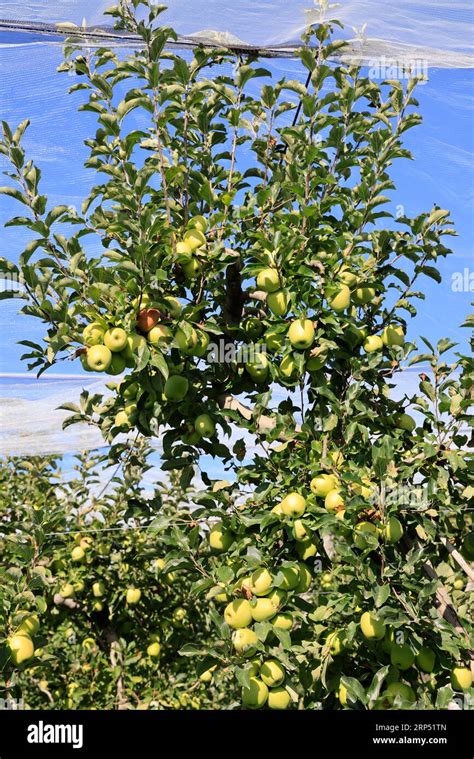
<box><xmin>0</xmin><ymin>29</ymin><xmax>472</xmax><ymax>470</ymax></box>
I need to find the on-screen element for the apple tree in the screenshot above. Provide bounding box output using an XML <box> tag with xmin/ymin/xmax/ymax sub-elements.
<box><xmin>0</xmin><ymin>444</ymin><xmax>231</xmax><ymax>709</ymax></box>
<box><xmin>0</xmin><ymin>0</ymin><xmax>472</xmax><ymax>709</ymax></box>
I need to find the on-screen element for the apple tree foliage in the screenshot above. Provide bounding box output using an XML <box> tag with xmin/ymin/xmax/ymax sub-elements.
<box><xmin>0</xmin><ymin>443</ymin><xmax>234</xmax><ymax>709</ymax></box>
<box><xmin>0</xmin><ymin>0</ymin><xmax>472</xmax><ymax>709</ymax></box>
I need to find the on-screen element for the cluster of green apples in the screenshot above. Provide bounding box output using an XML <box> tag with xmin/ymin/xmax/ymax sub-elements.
<box><xmin>6</xmin><ymin>611</ymin><xmax>41</xmax><ymax>667</ymax></box>
<box><xmin>356</xmin><ymin>612</ymin><xmax>473</xmax><ymax>706</ymax></box>
<box><xmin>216</xmin><ymin>562</ymin><xmax>312</xmax><ymax>709</ymax></box>
<box><xmin>174</xmin><ymin>215</ymin><xmax>208</xmax><ymax>280</ymax></box>
<box><xmin>267</xmin><ymin>475</ymin><xmax>406</xmax><ymax>563</ymax></box>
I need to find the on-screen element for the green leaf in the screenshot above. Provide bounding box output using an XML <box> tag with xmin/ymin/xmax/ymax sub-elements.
<box><xmin>375</xmin><ymin>585</ymin><xmax>390</xmax><ymax>608</ymax></box>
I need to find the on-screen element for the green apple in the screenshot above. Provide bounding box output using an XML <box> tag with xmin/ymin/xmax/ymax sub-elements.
<box><xmin>175</xmin><ymin>325</ymin><xmax>198</xmax><ymax>353</ymax></box>
<box><xmin>325</xmin><ymin>489</ymin><xmax>344</xmax><ymax>512</ymax></box>
<box><xmin>292</xmin><ymin>519</ymin><xmax>309</xmax><ymax>541</ymax></box>
<box><xmin>310</xmin><ymin>474</ymin><xmax>339</xmax><ymax>497</ymax></box>
<box><xmin>257</xmin><ymin>267</ymin><xmax>281</xmax><ymax>293</ymax></box>
<box><xmin>86</xmin><ymin>345</ymin><xmax>112</xmax><ymax>372</ymax></box>
<box><xmin>415</xmin><ymin>646</ymin><xmax>436</xmax><ymax>673</ymax></box>
<box><xmin>248</xmin><ymin>658</ymin><xmax>261</xmax><ymax>677</ymax></box>
<box><xmin>126</xmin><ymin>588</ymin><xmax>141</xmax><ymax>605</ymax></box>
<box><xmin>273</xmin><ymin>613</ymin><xmax>293</xmax><ymax>631</ymax></box>
<box><xmin>383</xmin><ymin>682</ymin><xmax>416</xmax><ymax>705</ymax></box>
<box><xmin>279</xmin><ymin>354</ymin><xmax>298</xmax><ymax>380</ymax></box>
<box><xmin>281</xmin><ymin>492</ymin><xmax>306</xmax><ymax>517</ymax></box>
<box><xmin>251</xmin><ymin>598</ymin><xmax>277</xmax><ymax>622</ymax></box>
<box><xmin>83</xmin><ymin>321</ymin><xmax>105</xmax><ymax>346</ymax></box>
<box><xmin>232</xmin><ymin>628</ymin><xmax>258</xmax><ymax>656</ymax></box>
<box><xmin>60</xmin><ymin>583</ymin><xmax>75</xmax><ymax>599</ymax></box>
<box><xmin>382</xmin><ymin>325</ymin><xmax>405</xmax><ymax>347</ymax></box>
<box><xmin>267</xmin><ymin>588</ymin><xmax>286</xmax><ymax>611</ymax></box>
<box><xmin>267</xmin><ymin>686</ymin><xmax>291</xmax><ymax>710</ymax></box>
<box><xmin>245</xmin><ymin>352</ymin><xmax>269</xmax><ymax>383</ymax></box>
<box><xmin>119</xmin><ymin>380</ymin><xmax>140</xmax><ymax>400</ymax></box>
<box><xmin>209</xmin><ymin>523</ymin><xmax>234</xmax><ymax>552</ymax></box>
<box><xmin>296</xmin><ymin>539</ymin><xmax>317</xmax><ymax>561</ymax></box>
<box><xmin>242</xmin><ymin>677</ymin><xmax>268</xmax><ymax>709</ymax></box>
<box><xmin>71</xmin><ymin>546</ymin><xmax>86</xmax><ymax>563</ymax></box>
<box><xmin>384</xmin><ymin>516</ymin><xmax>404</xmax><ymax>544</ymax></box>
<box><xmin>250</xmin><ymin>567</ymin><xmax>273</xmax><ymax>596</ymax></box>
<box><xmin>296</xmin><ymin>563</ymin><xmax>312</xmax><ymax>593</ymax></box>
<box><xmin>395</xmin><ymin>413</ymin><xmax>416</xmax><ymax>433</ymax></box>
<box><xmin>326</xmin><ymin>630</ymin><xmax>345</xmax><ymax>656</ymax></box>
<box><xmin>148</xmin><ymin>324</ymin><xmax>172</xmax><ymax>346</ymax></box>
<box><xmin>307</xmin><ymin>351</ymin><xmax>327</xmax><ymax>372</ymax></box>
<box><xmin>184</xmin><ymin>228</ymin><xmax>206</xmax><ymax>251</ymax></box>
<box><xmin>106</xmin><ymin>353</ymin><xmax>127</xmax><ymax>376</ymax></box>
<box><xmin>104</xmin><ymin>327</ymin><xmax>128</xmax><ymax>352</ymax></box>
<box><xmin>175</xmin><ymin>240</ymin><xmax>194</xmax><ymax>262</ymax></box>
<box><xmin>164</xmin><ymin>375</ymin><xmax>189</xmax><ymax>401</ymax></box>
<box><xmin>224</xmin><ymin>599</ymin><xmax>253</xmax><ymax>628</ymax></box>
<box><xmin>126</xmin><ymin>333</ymin><xmax>147</xmax><ymax>356</ymax></box>
<box><xmin>353</xmin><ymin>286</ymin><xmax>375</xmax><ymax>305</ymax></box>
<box><xmin>390</xmin><ymin>643</ymin><xmax>414</xmax><ymax>670</ymax></box>
<box><xmin>114</xmin><ymin>411</ymin><xmax>132</xmax><ymax>428</ymax></box>
<box><xmin>363</xmin><ymin>335</ymin><xmax>383</xmax><ymax>353</ymax></box>
<box><xmin>288</xmin><ymin>318</ymin><xmax>315</xmax><ymax>349</ymax></box>
<box><xmin>163</xmin><ymin>295</ymin><xmax>182</xmax><ymax>317</ymax></box>
<box><xmin>267</xmin><ymin>289</ymin><xmax>289</xmax><ymax>316</ymax></box>
<box><xmin>168</xmin><ymin>607</ymin><xmax>185</xmax><ymax>629</ymax></box>
<box><xmin>8</xmin><ymin>634</ymin><xmax>34</xmax><ymax>665</ymax></box>
<box><xmin>451</xmin><ymin>667</ymin><xmax>472</xmax><ymax>691</ymax></box>
<box><xmin>329</xmin><ymin>285</ymin><xmax>351</xmax><ymax>312</ymax></box>
<box><xmin>80</xmin><ymin>353</ymin><xmax>93</xmax><ymax>372</ymax></box>
<box><xmin>244</xmin><ymin>317</ymin><xmax>264</xmax><ymax>340</ymax></box>
<box><xmin>278</xmin><ymin>566</ymin><xmax>300</xmax><ymax>590</ymax></box>
<box><xmin>354</xmin><ymin>521</ymin><xmax>379</xmax><ymax>550</ymax></box>
<box><xmin>360</xmin><ymin>611</ymin><xmax>386</xmax><ymax>640</ymax></box>
<box><xmin>265</xmin><ymin>327</ymin><xmax>285</xmax><ymax>352</ymax></box>
<box><xmin>147</xmin><ymin>642</ymin><xmax>161</xmax><ymax>657</ymax></box>
<box><xmin>188</xmin><ymin>215</ymin><xmax>208</xmax><ymax>233</ymax></box>
<box><xmin>16</xmin><ymin>613</ymin><xmax>40</xmax><ymax>636</ymax></box>
<box><xmin>192</xmin><ymin>330</ymin><xmax>210</xmax><ymax>358</ymax></box>
<box><xmin>92</xmin><ymin>581</ymin><xmax>105</xmax><ymax>598</ymax></box>
<box><xmin>182</xmin><ymin>258</ymin><xmax>202</xmax><ymax>279</ymax></box>
<box><xmin>195</xmin><ymin>413</ymin><xmax>215</xmax><ymax>438</ymax></box>
<box><xmin>338</xmin><ymin>269</ymin><xmax>358</xmax><ymax>287</ymax></box>
<box><xmin>260</xmin><ymin>659</ymin><xmax>285</xmax><ymax>687</ymax></box>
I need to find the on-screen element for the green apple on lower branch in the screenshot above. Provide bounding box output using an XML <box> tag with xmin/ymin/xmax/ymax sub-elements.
<box><xmin>232</xmin><ymin>628</ymin><xmax>258</xmax><ymax>656</ymax></box>
<box><xmin>163</xmin><ymin>375</ymin><xmax>189</xmax><ymax>401</ymax></box>
<box><xmin>451</xmin><ymin>667</ymin><xmax>472</xmax><ymax>691</ymax></box>
<box><xmin>225</xmin><ymin>599</ymin><xmax>253</xmax><ymax>628</ymax></box>
<box><xmin>242</xmin><ymin>677</ymin><xmax>268</xmax><ymax>709</ymax></box>
<box><xmin>8</xmin><ymin>634</ymin><xmax>34</xmax><ymax>665</ymax></box>
<box><xmin>209</xmin><ymin>522</ymin><xmax>234</xmax><ymax>553</ymax></box>
<box><xmin>267</xmin><ymin>686</ymin><xmax>291</xmax><ymax>710</ymax></box>
<box><xmin>360</xmin><ymin>611</ymin><xmax>386</xmax><ymax>640</ymax></box>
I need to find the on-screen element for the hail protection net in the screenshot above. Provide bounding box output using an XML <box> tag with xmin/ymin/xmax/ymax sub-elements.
<box><xmin>0</xmin><ymin>1</ymin><xmax>472</xmax><ymax>456</ymax></box>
